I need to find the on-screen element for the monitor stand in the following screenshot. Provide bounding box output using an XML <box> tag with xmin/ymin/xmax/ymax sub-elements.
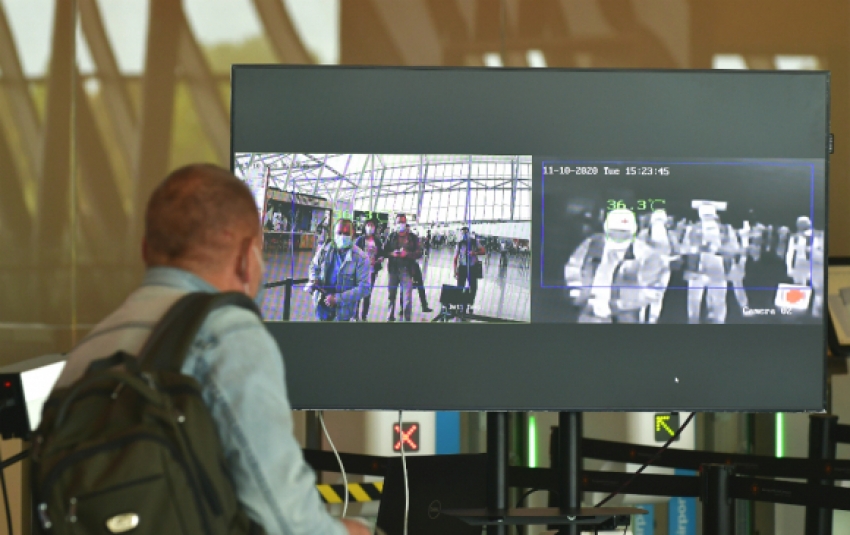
<box><xmin>444</xmin><ymin>412</ymin><xmax>646</xmax><ymax>534</ymax></box>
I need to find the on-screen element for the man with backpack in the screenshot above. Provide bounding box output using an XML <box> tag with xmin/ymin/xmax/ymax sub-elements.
<box><xmin>43</xmin><ymin>164</ymin><xmax>369</xmax><ymax>535</ymax></box>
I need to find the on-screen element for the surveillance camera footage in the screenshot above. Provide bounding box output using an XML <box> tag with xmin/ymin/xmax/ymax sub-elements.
<box><xmin>532</xmin><ymin>159</ymin><xmax>825</xmax><ymax>325</ymax></box>
<box><xmin>235</xmin><ymin>153</ymin><xmax>532</xmax><ymax>323</ymax></box>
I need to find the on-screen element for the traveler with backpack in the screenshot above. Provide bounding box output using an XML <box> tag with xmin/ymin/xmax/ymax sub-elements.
<box><xmin>38</xmin><ymin>164</ymin><xmax>369</xmax><ymax>535</ymax></box>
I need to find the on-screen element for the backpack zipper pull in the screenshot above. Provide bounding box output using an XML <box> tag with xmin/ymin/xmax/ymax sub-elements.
<box><xmin>68</xmin><ymin>497</ymin><xmax>78</xmax><ymax>522</ymax></box>
<box><xmin>37</xmin><ymin>503</ymin><xmax>52</xmax><ymax>529</ymax></box>
<box><xmin>111</xmin><ymin>382</ymin><xmax>125</xmax><ymax>400</ymax></box>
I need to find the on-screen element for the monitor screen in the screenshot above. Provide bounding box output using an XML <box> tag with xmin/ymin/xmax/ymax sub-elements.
<box><xmin>231</xmin><ymin>66</ymin><xmax>828</xmax><ymax>411</ymax></box>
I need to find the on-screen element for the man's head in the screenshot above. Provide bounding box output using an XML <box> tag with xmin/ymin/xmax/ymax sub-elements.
<box><xmin>395</xmin><ymin>213</ymin><xmax>408</xmax><ymax>234</ymax></box>
<box><xmin>698</xmin><ymin>203</ymin><xmax>718</xmax><ymax>222</ymax></box>
<box><xmin>363</xmin><ymin>219</ymin><xmax>377</xmax><ymax>236</ymax></box>
<box><xmin>334</xmin><ymin>219</ymin><xmax>354</xmax><ymax>249</ymax></box>
<box><xmin>143</xmin><ymin>164</ymin><xmax>264</xmax><ymax>297</ymax></box>
<box><xmin>603</xmin><ymin>209</ymin><xmax>637</xmax><ymax>250</ymax></box>
<box><xmin>461</xmin><ymin>226</ymin><xmax>469</xmax><ymax>237</ymax></box>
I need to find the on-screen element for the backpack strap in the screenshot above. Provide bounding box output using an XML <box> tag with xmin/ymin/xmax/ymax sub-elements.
<box><xmin>139</xmin><ymin>292</ymin><xmax>260</xmax><ymax>373</ymax></box>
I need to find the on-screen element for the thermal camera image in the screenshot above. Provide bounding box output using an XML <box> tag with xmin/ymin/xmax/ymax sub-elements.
<box><xmin>533</xmin><ymin>159</ymin><xmax>824</xmax><ymax>325</ymax></box>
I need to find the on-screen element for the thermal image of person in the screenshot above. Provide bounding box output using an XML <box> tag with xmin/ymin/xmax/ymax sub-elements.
<box><xmin>681</xmin><ymin>202</ymin><xmax>738</xmax><ymax>324</ymax></box>
<box><xmin>384</xmin><ymin>213</ymin><xmax>423</xmax><ymax>322</ymax></box>
<box><xmin>747</xmin><ymin>222</ymin><xmax>766</xmax><ymax>261</ymax></box>
<box><xmin>354</xmin><ymin>219</ymin><xmax>383</xmax><ymax>321</ymax></box>
<box><xmin>634</xmin><ymin>209</ymin><xmax>678</xmax><ymax>324</ymax></box>
<box><xmin>454</xmin><ymin>226</ymin><xmax>486</xmax><ymax>314</ymax></box>
<box><xmin>812</xmin><ymin>229</ymin><xmax>825</xmax><ymax>318</ymax></box>
<box><xmin>305</xmin><ymin>219</ymin><xmax>370</xmax><ymax>321</ymax></box>
<box><xmin>776</xmin><ymin>225</ymin><xmax>791</xmax><ymax>259</ymax></box>
<box><xmin>564</xmin><ymin>209</ymin><xmax>642</xmax><ymax>323</ymax></box>
<box><xmin>787</xmin><ymin>216</ymin><xmax>814</xmax><ymax>286</ymax></box>
<box><xmin>727</xmin><ymin>221</ymin><xmax>750</xmax><ymax>310</ymax></box>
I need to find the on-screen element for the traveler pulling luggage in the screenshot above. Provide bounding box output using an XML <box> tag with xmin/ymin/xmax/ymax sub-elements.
<box><xmin>31</xmin><ymin>293</ymin><xmax>264</xmax><ymax>535</ymax></box>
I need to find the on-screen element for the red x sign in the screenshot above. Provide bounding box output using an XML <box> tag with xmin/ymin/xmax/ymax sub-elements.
<box><xmin>393</xmin><ymin>422</ymin><xmax>419</xmax><ymax>452</ymax></box>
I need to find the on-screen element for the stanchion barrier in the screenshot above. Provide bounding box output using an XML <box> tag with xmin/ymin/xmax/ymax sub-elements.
<box><xmin>702</xmin><ymin>464</ymin><xmax>735</xmax><ymax>535</ymax></box>
<box><xmin>807</xmin><ymin>414</ymin><xmax>839</xmax><ymax>535</ymax></box>
<box><xmin>263</xmin><ymin>277</ymin><xmax>309</xmax><ymax>321</ymax></box>
<box><xmin>302</xmin><ymin>448</ymin><xmax>850</xmax><ymax>512</ymax></box>
<box><xmin>263</xmin><ymin>277</ymin><xmax>309</xmax><ymax>289</ymax></box>
<box><xmin>583</xmin><ymin>438</ymin><xmax>850</xmax><ymax>480</ymax></box>
<box><xmin>730</xmin><ymin>475</ymin><xmax>850</xmax><ymax>510</ymax></box>
<box><xmin>508</xmin><ymin>466</ymin><xmax>700</xmax><ymax>498</ymax></box>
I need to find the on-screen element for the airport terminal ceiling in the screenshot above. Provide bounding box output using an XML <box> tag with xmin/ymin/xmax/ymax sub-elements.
<box><xmin>233</xmin><ymin>153</ymin><xmax>532</xmax><ymax>224</ymax></box>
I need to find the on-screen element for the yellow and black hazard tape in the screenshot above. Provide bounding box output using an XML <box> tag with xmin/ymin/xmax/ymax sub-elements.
<box><xmin>317</xmin><ymin>482</ymin><xmax>384</xmax><ymax>504</ymax></box>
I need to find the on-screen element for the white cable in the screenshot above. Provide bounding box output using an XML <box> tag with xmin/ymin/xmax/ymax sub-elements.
<box><xmin>318</xmin><ymin>411</ymin><xmax>349</xmax><ymax>518</ymax></box>
<box><xmin>399</xmin><ymin>410</ymin><xmax>409</xmax><ymax>535</ymax></box>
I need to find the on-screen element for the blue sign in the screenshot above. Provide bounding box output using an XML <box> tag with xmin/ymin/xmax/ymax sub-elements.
<box><xmin>633</xmin><ymin>504</ymin><xmax>654</xmax><ymax>535</ymax></box>
<box><xmin>435</xmin><ymin>412</ymin><xmax>460</xmax><ymax>454</ymax></box>
<box><xmin>669</xmin><ymin>469</ymin><xmax>697</xmax><ymax>535</ymax></box>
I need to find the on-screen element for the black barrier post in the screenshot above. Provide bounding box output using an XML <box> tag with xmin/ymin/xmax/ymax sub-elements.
<box><xmin>806</xmin><ymin>414</ymin><xmax>838</xmax><ymax>535</ymax></box>
<box><xmin>702</xmin><ymin>464</ymin><xmax>735</xmax><ymax>535</ymax></box>
<box><xmin>557</xmin><ymin>412</ymin><xmax>583</xmax><ymax>535</ymax></box>
<box><xmin>487</xmin><ymin>412</ymin><xmax>509</xmax><ymax>535</ymax></box>
<box><xmin>283</xmin><ymin>278</ymin><xmax>293</xmax><ymax>321</ymax></box>
<box><xmin>510</xmin><ymin>412</ymin><xmax>529</xmax><ymax>535</ymax></box>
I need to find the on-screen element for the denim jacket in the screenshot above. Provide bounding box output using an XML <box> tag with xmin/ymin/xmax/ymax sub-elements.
<box><xmin>307</xmin><ymin>244</ymin><xmax>371</xmax><ymax>321</ymax></box>
<box><xmin>53</xmin><ymin>267</ymin><xmax>346</xmax><ymax>535</ymax></box>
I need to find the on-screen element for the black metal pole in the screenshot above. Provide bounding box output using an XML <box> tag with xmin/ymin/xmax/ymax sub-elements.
<box><xmin>283</xmin><ymin>278</ymin><xmax>293</xmax><ymax>321</ymax></box>
<box><xmin>701</xmin><ymin>464</ymin><xmax>735</xmax><ymax>535</ymax></box>
<box><xmin>805</xmin><ymin>414</ymin><xmax>838</xmax><ymax>535</ymax></box>
<box><xmin>558</xmin><ymin>412</ymin><xmax>582</xmax><ymax>535</ymax></box>
<box><xmin>548</xmin><ymin>426</ymin><xmax>559</xmax><ymax>511</ymax></box>
<box><xmin>510</xmin><ymin>413</ymin><xmax>529</xmax><ymax>535</ymax></box>
<box><xmin>487</xmin><ymin>412</ymin><xmax>509</xmax><ymax>535</ymax></box>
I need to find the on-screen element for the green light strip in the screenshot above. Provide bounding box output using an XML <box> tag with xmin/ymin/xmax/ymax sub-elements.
<box><xmin>528</xmin><ymin>416</ymin><xmax>537</xmax><ymax>468</ymax></box>
<box><xmin>775</xmin><ymin>413</ymin><xmax>785</xmax><ymax>458</ymax></box>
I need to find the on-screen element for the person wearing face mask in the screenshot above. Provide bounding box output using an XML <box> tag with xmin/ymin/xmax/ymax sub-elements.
<box><xmin>384</xmin><ymin>213</ymin><xmax>423</xmax><ymax>322</ymax></box>
<box><xmin>50</xmin><ymin>165</ymin><xmax>370</xmax><ymax>535</ymax></box>
<box><xmin>787</xmin><ymin>216</ymin><xmax>814</xmax><ymax>286</ymax></box>
<box><xmin>681</xmin><ymin>202</ymin><xmax>739</xmax><ymax>324</ymax></box>
<box><xmin>355</xmin><ymin>219</ymin><xmax>384</xmax><ymax>321</ymax></box>
<box><xmin>306</xmin><ymin>218</ymin><xmax>371</xmax><ymax>322</ymax></box>
<box><xmin>453</xmin><ymin>226</ymin><xmax>486</xmax><ymax>313</ymax></box>
<box><xmin>633</xmin><ymin>209</ymin><xmax>679</xmax><ymax>323</ymax></box>
<box><xmin>565</xmin><ymin>209</ymin><xmax>643</xmax><ymax>323</ymax></box>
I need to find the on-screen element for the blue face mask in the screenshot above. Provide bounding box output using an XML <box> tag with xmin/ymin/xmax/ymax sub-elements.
<box><xmin>397</xmin><ymin>223</ymin><xmax>407</xmax><ymax>233</ymax></box>
<box><xmin>335</xmin><ymin>235</ymin><xmax>353</xmax><ymax>249</ymax></box>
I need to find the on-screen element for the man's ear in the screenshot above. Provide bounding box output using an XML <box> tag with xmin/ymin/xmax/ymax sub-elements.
<box><xmin>235</xmin><ymin>236</ymin><xmax>253</xmax><ymax>284</ymax></box>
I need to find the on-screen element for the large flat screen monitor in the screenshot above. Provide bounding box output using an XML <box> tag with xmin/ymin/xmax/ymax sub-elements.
<box><xmin>231</xmin><ymin>66</ymin><xmax>829</xmax><ymax>411</ymax></box>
